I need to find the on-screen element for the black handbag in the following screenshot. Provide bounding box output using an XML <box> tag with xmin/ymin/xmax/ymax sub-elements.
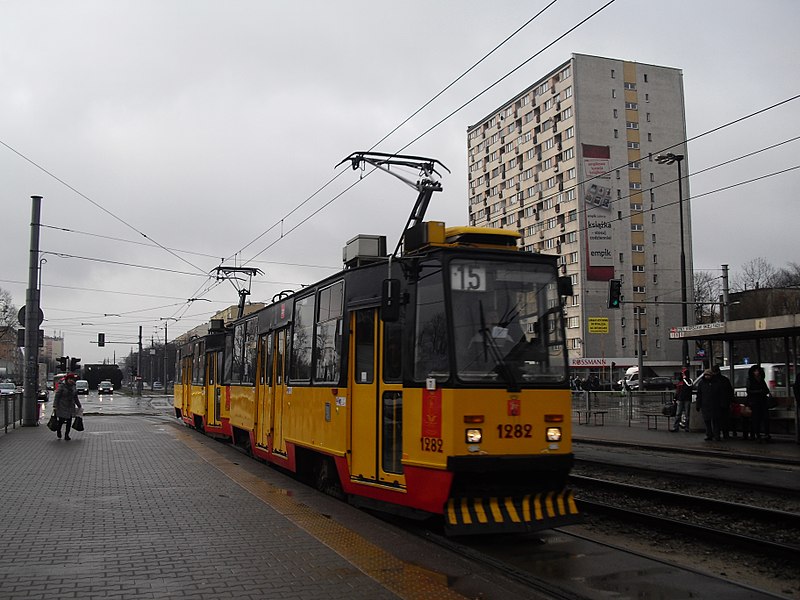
<box><xmin>47</xmin><ymin>412</ymin><xmax>58</xmax><ymax>431</ymax></box>
<box><xmin>72</xmin><ymin>416</ymin><xmax>85</xmax><ymax>432</ymax></box>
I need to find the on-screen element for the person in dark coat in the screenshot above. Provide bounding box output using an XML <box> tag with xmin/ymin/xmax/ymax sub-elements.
<box><xmin>711</xmin><ymin>364</ymin><xmax>735</xmax><ymax>439</ymax></box>
<box><xmin>53</xmin><ymin>373</ymin><xmax>82</xmax><ymax>440</ymax></box>
<box><xmin>695</xmin><ymin>368</ymin><xmax>726</xmax><ymax>441</ymax></box>
<box><xmin>746</xmin><ymin>365</ymin><xmax>771</xmax><ymax>442</ymax></box>
<box><xmin>671</xmin><ymin>368</ymin><xmax>693</xmax><ymax>432</ymax></box>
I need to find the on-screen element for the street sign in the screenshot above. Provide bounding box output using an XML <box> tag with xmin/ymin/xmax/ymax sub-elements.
<box><xmin>18</xmin><ymin>306</ymin><xmax>44</xmax><ymax>326</ymax></box>
<box><xmin>588</xmin><ymin>317</ymin><xmax>609</xmax><ymax>334</ymax></box>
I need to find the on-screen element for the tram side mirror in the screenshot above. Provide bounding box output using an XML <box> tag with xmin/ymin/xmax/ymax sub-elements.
<box><xmin>557</xmin><ymin>276</ymin><xmax>573</xmax><ymax>298</ymax></box>
<box><xmin>381</xmin><ymin>278</ymin><xmax>401</xmax><ymax>322</ymax></box>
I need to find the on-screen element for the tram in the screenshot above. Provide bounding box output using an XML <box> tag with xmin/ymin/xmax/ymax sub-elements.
<box><xmin>174</xmin><ymin>153</ymin><xmax>580</xmax><ymax>534</ymax></box>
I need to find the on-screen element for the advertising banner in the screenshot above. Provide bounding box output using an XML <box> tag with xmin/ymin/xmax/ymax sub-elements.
<box><xmin>582</xmin><ymin>144</ymin><xmax>615</xmax><ymax>281</ymax></box>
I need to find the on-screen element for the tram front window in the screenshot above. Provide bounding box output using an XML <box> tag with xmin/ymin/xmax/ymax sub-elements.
<box><xmin>450</xmin><ymin>259</ymin><xmax>567</xmax><ymax>385</ymax></box>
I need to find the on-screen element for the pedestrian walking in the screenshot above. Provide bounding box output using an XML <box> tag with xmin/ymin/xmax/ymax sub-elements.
<box><xmin>695</xmin><ymin>368</ymin><xmax>726</xmax><ymax>441</ymax></box>
<box><xmin>746</xmin><ymin>365</ymin><xmax>771</xmax><ymax>442</ymax></box>
<box><xmin>671</xmin><ymin>368</ymin><xmax>692</xmax><ymax>432</ymax></box>
<box><xmin>711</xmin><ymin>365</ymin><xmax>735</xmax><ymax>439</ymax></box>
<box><xmin>53</xmin><ymin>373</ymin><xmax>82</xmax><ymax>441</ymax></box>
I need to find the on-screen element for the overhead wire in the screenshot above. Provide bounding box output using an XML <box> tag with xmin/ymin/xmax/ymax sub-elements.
<box><xmin>241</xmin><ymin>0</ymin><xmax>618</xmax><ymax>264</ymax></box>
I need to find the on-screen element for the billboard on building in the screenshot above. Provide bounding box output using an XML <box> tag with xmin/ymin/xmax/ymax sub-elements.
<box><xmin>582</xmin><ymin>144</ymin><xmax>614</xmax><ymax>281</ymax></box>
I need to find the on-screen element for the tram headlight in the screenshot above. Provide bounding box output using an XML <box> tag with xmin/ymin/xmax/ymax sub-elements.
<box><xmin>465</xmin><ymin>428</ymin><xmax>482</xmax><ymax>444</ymax></box>
<box><xmin>545</xmin><ymin>427</ymin><xmax>562</xmax><ymax>442</ymax></box>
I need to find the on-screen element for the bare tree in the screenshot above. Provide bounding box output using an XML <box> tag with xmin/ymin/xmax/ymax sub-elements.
<box><xmin>773</xmin><ymin>262</ymin><xmax>800</xmax><ymax>287</ymax></box>
<box><xmin>693</xmin><ymin>270</ymin><xmax>722</xmax><ymax>323</ymax></box>
<box><xmin>731</xmin><ymin>257</ymin><xmax>778</xmax><ymax>292</ymax></box>
<box><xmin>0</xmin><ymin>288</ymin><xmax>18</xmax><ymax>343</ymax></box>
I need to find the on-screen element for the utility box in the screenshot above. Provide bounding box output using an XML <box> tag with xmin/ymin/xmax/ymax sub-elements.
<box><xmin>343</xmin><ymin>235</ymin><xmax>387</xmax><ymax>269</ymax></box>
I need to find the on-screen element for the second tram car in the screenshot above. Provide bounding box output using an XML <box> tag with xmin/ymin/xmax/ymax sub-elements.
<box><xmin>175</xmin><ymin>221</ymin><xmax>580</xmax><ymax>534</ymax></box>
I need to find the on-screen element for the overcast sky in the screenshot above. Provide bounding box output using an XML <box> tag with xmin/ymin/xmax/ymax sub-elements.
<box><xmin>2</xmin><ymin>0</ymin><xmax>798</xmax><ymax>366</ymax></box>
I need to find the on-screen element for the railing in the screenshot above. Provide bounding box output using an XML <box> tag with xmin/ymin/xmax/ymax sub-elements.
<box><xmin>572</xmin><ymin>389</ymin><xmax>675</xmax><ymax>427</ymax></box>
<box><xmin>2</xmin><ymin>392</ymin><xmax>24</xmax><ymax>433</ymax></box>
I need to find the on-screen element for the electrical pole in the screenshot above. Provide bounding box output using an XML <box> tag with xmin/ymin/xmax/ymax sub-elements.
<box><xmin>137</xmin><ymin>326</ymin><xmax>142</xmax><ymax>396</ymax></box>
<box><xmin>23</xmin><ymin>196</ymin><xmax>42</xmax><ymax>426</ymax></box>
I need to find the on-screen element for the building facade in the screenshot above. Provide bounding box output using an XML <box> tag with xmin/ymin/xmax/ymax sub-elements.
<box><xmin>466</xmin><ymin>54</ymin><xmax>694</xmax><ymax>380</ymax></box>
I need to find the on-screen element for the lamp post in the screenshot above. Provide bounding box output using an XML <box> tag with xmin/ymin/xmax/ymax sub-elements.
<box><xmin>655</xmin><ymin>152</ymin><xmax>688</xmax><ymax>369</ymax></box>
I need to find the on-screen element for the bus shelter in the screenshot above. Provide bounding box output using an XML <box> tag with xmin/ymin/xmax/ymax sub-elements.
<box><xmin>670</xmin><ymin>313</ymin><xmax>799</xmax><ymax>442</ymax></box>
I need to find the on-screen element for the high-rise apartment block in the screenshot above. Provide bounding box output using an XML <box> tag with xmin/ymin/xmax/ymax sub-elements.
<box><xmin>466</xmin><ymin>54</ymin><xmax>694</xmax><ymax>378</ymax></box>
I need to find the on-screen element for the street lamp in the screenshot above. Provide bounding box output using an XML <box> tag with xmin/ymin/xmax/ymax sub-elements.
<box><xmin>655</xmin><ymin>152</ymin><xmax>688</xmax><ymax>368</ymax></box>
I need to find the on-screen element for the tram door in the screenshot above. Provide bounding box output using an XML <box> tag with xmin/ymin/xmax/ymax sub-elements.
<box><xmin>180</xmin><ymin>356</ymin><xmax>192</xmax><ymax>417</ymax></box>
<box><xmin>205</xmin><ymin>351</ymin><xmax>222</xmax><ymax>426</ymax></box>
<box><xmin>255</xmin><ymin>333</ymin><xmax>273</xmax><ymax>450</ymax></box>
<box><xmin>271</xmin><ymin>328</ymin><xmax>289</xmax><ymax>456</ymax></box>
<box><xmin>349</xmin><ymin>310</ymin><xmax>405</xmax><ymax>486</ymax></box>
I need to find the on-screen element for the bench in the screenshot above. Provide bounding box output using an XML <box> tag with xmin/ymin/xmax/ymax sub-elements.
<box><xmin>575</xmin><ymin>410</ymin><xmax>608</xmax><ymax>426</ymax></box>
<box><xmin>644</xmin><ymin>413</ymin><xmax>670</xmax><ymax>430</ymax></box>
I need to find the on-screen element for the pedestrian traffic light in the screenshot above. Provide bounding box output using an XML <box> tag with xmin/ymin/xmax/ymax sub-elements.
<box><xmin>608</xmin><ymin>279</ymin><xmax>622</xmax><ymax>309</ymax></box>
<box><xmin>57</xmin><ymin>356</ymin><xmax>68</xmax><ymax>371</ymax></box>
<box><xmin>98</xmin><ymin>332</ymin><xmax>105</xmax><ymax>347</ymax></box>
<box><xmin>70</xmin><ymin>357</ymin><xmax>81</xmax><ymax>372</ymax></box>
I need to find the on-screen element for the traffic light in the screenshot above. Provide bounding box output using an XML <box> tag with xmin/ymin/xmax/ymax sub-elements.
<box><xmin>607</xmin><ymin>279</ymin><xmax>622</xmax><ymax>309</ymax></box>
<box><xmin>70</xmin><ymin>357</ymin><xmax>81</xmax><ymax>372</ymax></box>
<box><xmin>57</xmin><ymin>356</ymin><xmax>68</xmax><ymax>371</ymax></box>
<box><xmin>98</xmin><ymin>332</ymin><xmax>105</xmax><ymax>347</ymax></box>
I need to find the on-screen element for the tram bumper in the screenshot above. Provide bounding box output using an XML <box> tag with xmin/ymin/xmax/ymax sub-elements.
<box><xmin>444</xmin><ymin>489</ymin><xmax>581</xmax><ymax>535</ymax></box>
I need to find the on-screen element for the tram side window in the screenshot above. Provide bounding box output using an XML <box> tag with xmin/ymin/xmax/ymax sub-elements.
<box><xmin>223</xmin><ymin>334</ymin><xmax>234</xmax><ymax>383</ymax></box>
<box><xmin>241</xmin><ymin>320</ymin><xmax>257</xmax><ymax>385</ymax></box>
<box><xmin>230</xmin><ymin>322</ymin><xmax>246</xmax><ymax>383</ymax></box>
<box><xmin>290</xmin><ymin>294</ymin><xmax>315</xmax><ymax>382</ymax></box>
<box><xmin>355</xmin><ymin>311</ymin><xmax>374</xmax><ymax>384</ymax></box>
<box><xmin>192</xmin><ymin>342</ymin><xmax>205</xmax><ymax>385</ymax></box>
<box><xmin>314</xmin><ymin>281</ymin><xmax>344</xmax><ymax>384</ymax></box>
<box><xmin>414</xmin><ymin>260</ymin><xmax>450</xmax><ymax>381</ymax></box>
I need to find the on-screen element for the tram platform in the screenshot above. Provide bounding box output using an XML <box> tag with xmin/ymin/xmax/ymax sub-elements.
<box><xmin>572</xmin><ymin>417</ymin><xmax>800</xmax><ymax>463</ymax></box>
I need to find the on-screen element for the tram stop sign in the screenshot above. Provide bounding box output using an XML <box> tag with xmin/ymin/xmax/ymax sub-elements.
<box><xmin>18</xmin><ymin>306</ymin><xmax>45</xmax><ymax>326</ymax></box>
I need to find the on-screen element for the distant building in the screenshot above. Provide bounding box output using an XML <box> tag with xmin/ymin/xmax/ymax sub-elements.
<box><xmin>466</xmin><ymin>53</ymin><xmax>694</xmax><ymax>377</ymax></box>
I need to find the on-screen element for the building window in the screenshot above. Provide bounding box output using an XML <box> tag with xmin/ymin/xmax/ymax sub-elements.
<box><xmin>653</xmin><ymin>274</ymin><xmax>658</xmax><ymax>283</ymax></box>
<box><xmin>645</xmin><ymin>93</ymin><xmax>650</xmax><ymax>102</ymax></box>
<box><xmin>627</xmin><ymin>141</ymin><xmax>640</xmax><ymax>149</ymax></box>
<box><xmin>624</xmin><ymin>82</ymin><xmax>636</xmax><ymax>90</ymax></box>
<box><xmin>647</xmin><ymin>132</ymin><xmax>653</xmax><ymax>142</ymax></box>
<box><xmin>626</xmin><ymin>121</ymin><xmax>639</xmax><ymax>130</ymax></box>
<box><xmin>652</xmin><ymin>233</ymin><xmax>657</xmax><ymax>244</ymax></box>
<box><xmin>625</xmin><ymin>102</ymin><xmax>638</xmax><ymax>110</ymax></box>
<box><xmin>632</xmin><ymin>265</ymin><xmax>644</xmax><ymax>272</ymax></box>
<box><xmin>621</xmin><ymin>337</ymin><xmax>626</xmax><ymax>348</ymax></box>
<box><xmin>611</xmin><ymin>69</ymin><xmax>615</xmax><ymax>79</ymax></box>
<box><xmin>613</xmin><ymin>108</ymin><xmax>618</xmax><ymax>118</ymax></box>
<box><xmin>646</xmin><ymin>112</ymin><xmax>651</xmax><ymax>122</ymax></box>
<box><xmin>632</xmin><ymin>245</ymin><xmax>644</xmax><ymax>252</ymax></box>
<box><xmin>614</xmin><ymin>129</ymin><xmax>618</xmax><ymax>138</ymax></box>
<box><xmin>611</xmin><ymin>89</ymin><xmax>616</xmax><ymax>99</ymax></box>
<box><xmin>633</xmin><ymin>286</ymin><xmax>646</xmax><ymax>293</ymax></box>
<box><xmin>567</xmin><ymin>316</ymin><xmax>580</xmax><ymax>329</ymax></box>
<box><xmin>619</xmin><ymin>252</ymin><xmax>624</xmax><ymax>263</ymax></box>
<box><xmin>630</xmin><ymin>182</ymin><xmax>642</xmax><ymax>190</ymax></box>
<box><xmin>643</xmin><ymin>74</ymin><xmax>648</xmax><ymax>83</ymax></box>
<box><xmin>631</xmin><ymin>224</ymin><xmax>643</xmax><ymax>231</ymax></box>
<box><xmin>653</xmin><ymin>254</ymin><xmax>658</xmax><ymax>264</ymax></box>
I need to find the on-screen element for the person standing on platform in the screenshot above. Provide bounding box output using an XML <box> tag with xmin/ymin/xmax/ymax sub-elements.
<box><xmin>696</xmin><ymin>368</ymin><xmax>725</xmax><ymax>441</ymax></box>
<box><xmin>747</xmin><ymin>365</ymin><xmax>771</xmax><ymax>443</ymax></box>
<box><xmin>712</xmin><ymin>364</ymin><xmax>735</xmax><ymax>439</ymax></box>
<box><xmin>672</xmin><ymin>368</ymin><xmax>693</xmax><ymax>432</ymax></box>
<box><xmin>53</xmin><ymin>373</ymin><xmax>82</xmax><ymax>441</ymax></box>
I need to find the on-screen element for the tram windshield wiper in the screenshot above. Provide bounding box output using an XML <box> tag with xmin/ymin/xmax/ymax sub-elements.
<box><xmin>478</xmin><ymin>301</ymin><xmax>520</xmax><ymax>393</ymax></box>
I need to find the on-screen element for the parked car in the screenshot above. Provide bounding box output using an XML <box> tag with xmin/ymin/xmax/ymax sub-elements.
<box><xmin>152</xmin><ymin>381</ymin><xmax>164</xmax><ymax>391</ymax></box>
<box><xmin>98</xmin><ymin>380</ymin><xmax>114</xmax><ymax>394</ymax></box>
<box><xmin>75</xmin><ymin>380</ymin><xmax>89</xmax><ymax>395</ymax></box>
<box><xmin>37</xmin><ymin>388</ymin><xmax>48</xmax><ymax>401</ymax></box>
<box><xmin>0</xmin><ymin>382</ymin><xmax>17</xmax><ymax>396</ymax></box>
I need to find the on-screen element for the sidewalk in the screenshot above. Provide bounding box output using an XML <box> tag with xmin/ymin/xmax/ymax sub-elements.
<box><xmin>0</xmin><ymin>415</ymin><xmax>480</xmax><ymax>600</ymax></box>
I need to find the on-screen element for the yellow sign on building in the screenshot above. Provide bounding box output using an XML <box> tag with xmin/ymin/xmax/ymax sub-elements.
<box><xmin>588</xmin><ymin>317</ymin><xmax>609</xmax><ymax>334</ymax></box>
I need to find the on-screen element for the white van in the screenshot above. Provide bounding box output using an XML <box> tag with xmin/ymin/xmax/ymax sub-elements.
<box><xmin>717</xmin><ymin>363</ymin><xmax>793</xmax><ymax>398</ymax></box>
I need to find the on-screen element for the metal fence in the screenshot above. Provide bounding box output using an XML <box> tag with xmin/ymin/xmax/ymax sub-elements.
<box><xmin>572</xmin><ymin>389</ymin><xmax>676</xmax><ymax>426</ymax></box>
<box><xmin>2</xmin><ymin>392</ymin><xmax>25</xmax><ymax>433</ymax></box>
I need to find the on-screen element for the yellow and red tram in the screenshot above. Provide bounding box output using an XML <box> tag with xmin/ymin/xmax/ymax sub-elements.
<box><xmin>175</xmin><ymin>221</ymin><xmax>580</xmax><ymax>534</ymax></box>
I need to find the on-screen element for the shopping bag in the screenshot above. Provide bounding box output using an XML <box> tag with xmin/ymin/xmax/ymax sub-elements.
<box><xmin>72</xmin><ymin>416</ymin><xmax>84</xmax><ymax>432</ymax></box>
<box><xmin>47</xmin><ymin>412</ymin><xmax>58</xmax><ymax>432</ymax></box>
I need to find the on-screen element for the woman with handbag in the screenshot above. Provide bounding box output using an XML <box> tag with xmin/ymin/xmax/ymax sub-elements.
<box><xmin>53</xmin><ymin>373</ymin><xmax>82</xmax><ymax>441</ymax></box>
<box><xmin>746</xmin><ymin>365</ymin><xmax>771</xmax><ymax>443</ymax></box>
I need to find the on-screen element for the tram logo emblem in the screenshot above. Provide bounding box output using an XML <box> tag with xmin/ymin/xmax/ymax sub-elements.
<box><xmin>508</xmin><ymin>397</ymin><xmax>521</xmax><ymax>416</ymax></box>
<box><xmin>421</xmin><ymin>388</ymin><xmax>442</xmax><ymax>438</ymax></box>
